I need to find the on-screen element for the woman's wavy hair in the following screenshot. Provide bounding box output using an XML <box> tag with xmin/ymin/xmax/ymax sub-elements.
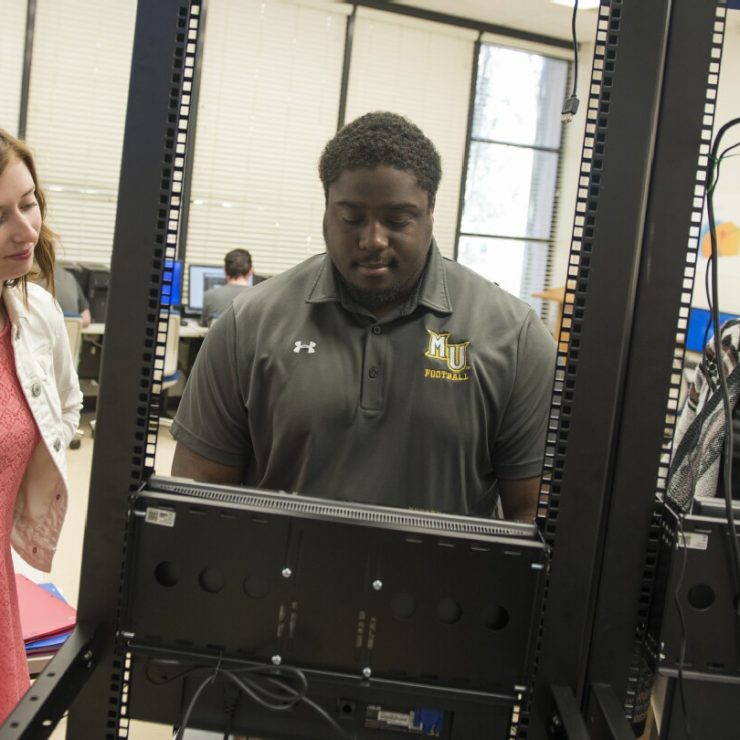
<box><xmin>0</xmin><ymin>128</ymin><xmax>55</xmax><ymax>297</ymax></box>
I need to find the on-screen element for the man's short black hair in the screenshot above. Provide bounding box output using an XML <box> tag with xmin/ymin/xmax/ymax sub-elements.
<box><xmin>224</xmin><ymin>248</ymin><xmax>252</xmax><ymax>278</ymax></box>
<box><xmin>318</xmin><ymin>111</ymin><xmax>441</xmax><ymax>207</ymax></box>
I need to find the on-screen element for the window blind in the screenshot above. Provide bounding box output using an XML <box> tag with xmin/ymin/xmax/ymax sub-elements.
<box><xmin>23</xmin><ymin>0</ymin><xmax>135</xmax><ymax>265</ymax></box>
<box><xmin>344</xmin><ymin>7</ymin><xmax>476</xmax><ymax>259</ymax></box>
<box><xmin>185</xmin><ymin>0</ymin><xmax>348</xmax><ymax>280</ymax></box>
<box><xmin>0</xmin><ymin>0</ymin><xmax>27</xmax><ymax>137</ymax></box>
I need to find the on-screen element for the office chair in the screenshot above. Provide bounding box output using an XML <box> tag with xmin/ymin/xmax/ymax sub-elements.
<box><xmin>158</xmin><ymin>311</ymin><xmax>182</xmax><ymax>427</ymax></box>
<box><xmin>63</xmin><ymin>314</ymin><xmax>84</xmax><ymax>450</ymax></box>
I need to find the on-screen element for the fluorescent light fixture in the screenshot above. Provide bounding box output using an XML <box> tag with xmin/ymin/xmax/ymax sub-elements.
<box><xmin>551</xmin><ymin>0</ymin><xmax>601</xmax><ymax>9</ymax></box>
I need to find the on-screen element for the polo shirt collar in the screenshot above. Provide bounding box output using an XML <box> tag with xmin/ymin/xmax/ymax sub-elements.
<box><xmin>306</xmin><ymin>238</ymin><xmax>453</xmax><ymax>317</ymax></box>
<box><xmin>417</xmin><ymin>239</ymin><xmax>453</xmax><ymax>314</ymax></box>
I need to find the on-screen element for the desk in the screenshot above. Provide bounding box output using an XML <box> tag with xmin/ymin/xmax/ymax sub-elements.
<box><xmin>78</xmin><ymin>320</ymin><xmax>208</xmax><ymax>391</ymax></box>
<box><xmin>179</xmin><ymin>322</ymin><xmax>209</xmax><ymax>339</ymax></box>
<box><xmin>82</xmin><ymin>321</ymin><xmax>208</xmax><ymax>339</ymax></box>
<box><xmin>81</xmin><ymin>322</ymin><xmax>105</xmax><ymax>336</ymax></box>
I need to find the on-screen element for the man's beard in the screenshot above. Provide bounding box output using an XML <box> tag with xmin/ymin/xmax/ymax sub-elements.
<box><xmin>338</xmin><ymin>272</ymin><xmax>419</xmax><ymax>313</ymax></box>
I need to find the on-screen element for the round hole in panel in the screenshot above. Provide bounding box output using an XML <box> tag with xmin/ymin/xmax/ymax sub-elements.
<box><xmin>437</xmin><ymin>597</ymin><xmax>462</xmax><ymax>625</ymax></box>
<box><xmin>199</xmin><ymin>567</ymin><xmax>225</xmax><ymax>594</ymax></box>
<box><xmin>481</xmin><ymin>604</ymin><xmax>509</xmax><ymax>630</ymax></box>
<box><xmin>390</xmin><ymin>592</ymin><xmax>415</xmax><ymax>620</ymax></box>
<box><xmin>243</xmin><ymin>575</ymin><xmax>270</xmax><ymax>599</ymax></box>
<box><xmin>154</xmin><ymin>561</ymin><xmax>179</xmax><ymax>587</ymax></box>
<box><xmin>687</xmin><ymin>583</ymin><xmax>715</xmax><ymax>611</ymax></box>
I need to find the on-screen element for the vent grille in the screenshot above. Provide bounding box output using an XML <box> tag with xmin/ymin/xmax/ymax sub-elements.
<box><xmin>147</xmin><ymin>479</ymin><xmax>533</xmax><ymax>539</ymax></box>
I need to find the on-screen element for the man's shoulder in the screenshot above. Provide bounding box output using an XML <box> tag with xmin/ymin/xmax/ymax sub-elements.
<box><xmin>54</xmin><ymin>267</ymin><xmax>75</xmax><ymax>287</ymax></box>
<box><xmin>233</xmin><ymin>254</ymin><xmax>326</xmax><ymax>309</ymax></box>
<box><xmin>441</xmin><ymin>256</ymin><xmax>534</xmax><ymax>319</ymax></box>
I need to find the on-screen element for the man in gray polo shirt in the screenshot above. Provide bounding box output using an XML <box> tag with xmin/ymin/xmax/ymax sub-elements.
<box><xmin>171</xmin><ymin>112</ymin><xmax>555</xmax><ymax>521</ymax></box>
<box><xmin>200</xmin><ymin>248</ymin><xmax>266</xmax><ymax>326</ymax></box>
<box><xmin>54</xmin><ymin>264</ymin><xmax>91</xmax><ymax>327</ymax></box>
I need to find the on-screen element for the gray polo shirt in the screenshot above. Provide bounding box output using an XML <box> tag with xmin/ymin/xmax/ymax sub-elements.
<box><xmin>54</xmin><ymin>266</ymin><xmax>89</xmax><ymax>315</ymax></box>
<box><xmin>171</xmin><ymin>242</ymin><xmax>555</xmax><ymax>516</ymax></box>
<box><xmin>201</xmin><ymin>283</ymin><xmax>248</xmax><ymax>326</ymax></box>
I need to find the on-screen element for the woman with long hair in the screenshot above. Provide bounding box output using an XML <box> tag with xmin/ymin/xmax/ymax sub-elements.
<box><xmin>0</xmin><ymin>128</ymin><xmax>82</xmax><ymax>722</ymax></box>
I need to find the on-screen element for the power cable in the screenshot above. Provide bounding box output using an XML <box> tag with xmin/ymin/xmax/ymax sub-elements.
<box><xmin>562</xmin><ymin>0</ymin><xmax>580</xmax><ymax>122</ymax></box>
<box><xmin>146</xmin><ymin>658</ymin><xmax>355</xmax><ymax>740</ymax></box>
<box><xmin>704</xmin><ymin>117</ymin><xmax>740</xmax><ymax>613</ymax></box>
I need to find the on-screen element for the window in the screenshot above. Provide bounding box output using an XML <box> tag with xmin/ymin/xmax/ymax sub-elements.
<box><xmin>457</xmin><ymin>44</ymin><xmax>569</xmax><ymax>313</ymax></box>
<box><xmin>25</xmin><ymin>0</ymin><xmax>135</xmax><ymax>264</ymax></box>
<box><xmin>12</xmin><ymin>0</ymin><xmax>572</xmax><ymax>293</ymax></box>
<box><xmin>186</xmin><ymin>0</ymin><xmax>347</xmax><ymax>277</ymax></box>
<box><xmin>0</xmin><ymin>1</ymin><xmax>26</xmax><ymax>137</ymax></box>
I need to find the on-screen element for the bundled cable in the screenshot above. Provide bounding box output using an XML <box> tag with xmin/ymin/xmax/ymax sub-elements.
<box><xmin>704</xmin><ymin>116</ymin><xmax>740</xmax><ymax>612</ymax></box>
<box><xmin>145</xmin><ymin>657</ymin><xmax>355</xmax><ymax>740</ymax></box>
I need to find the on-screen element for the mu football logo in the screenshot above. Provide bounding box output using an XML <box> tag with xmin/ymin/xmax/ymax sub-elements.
<box><xmin>424</xmin><ymin>329</ymin><xmax>470</xmax><ymax>381</ymax></box>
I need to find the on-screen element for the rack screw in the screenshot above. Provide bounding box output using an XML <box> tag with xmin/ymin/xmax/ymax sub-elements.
<box><xmin>372</xmin><ymin>580</ymin><xmax>383</xmax><ymax>591</ymax></box>
<box><xmin>281</xmin><ymin>567</ymin><xmax>292</xmax><ymax>578</ymax></box>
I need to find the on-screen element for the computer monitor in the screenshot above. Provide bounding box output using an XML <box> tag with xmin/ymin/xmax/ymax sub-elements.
<box><xmin>187</xmin><ymin>264</ymin><xmax>225</xmax><ymax>313</ymax></box>
<box><xmin>161</xmin><ymin>258</ymin><xmax>183</xmax><ymax>308</ymax></box>
<box><xmin>685</xmin><ymin>306</ymin><xmax>740</xmax><ymax>353</ymax></box>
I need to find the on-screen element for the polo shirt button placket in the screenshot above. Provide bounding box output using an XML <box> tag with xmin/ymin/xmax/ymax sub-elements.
<box><xmin>368</xmin><ymin>366</ymin><xmax>379</xmax><ymax>379</ymax></box>
<box><xmin>371</xmin><ymin>325</ymin><xmax>382</xmax><ymax>335</ymax></box>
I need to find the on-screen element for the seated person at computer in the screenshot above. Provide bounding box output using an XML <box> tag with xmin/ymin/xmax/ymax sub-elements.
<box><xmin>54</xmin><ymin>264</ymin><xmax>91</xmax><ymax>328</ymax></box>
<box><xmin>171</xmin><ymin>112</ymin><xmax>555</xmax><ymax>521</ymax></box>
<box><xmin>200</xmin><ymin>248</ymin><xmax>264</xmax><ymax>326</ymax></box>
<box><xmin>667</xmin><ymin>317</ymin><xmax>740</xmax><ymax>511</ymax></box>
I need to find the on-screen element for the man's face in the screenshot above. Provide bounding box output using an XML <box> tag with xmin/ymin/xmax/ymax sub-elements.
<box><xmin>323</xmin><ymin>166</ymin><xmax>434</xmax><ymax>317</ymax></box>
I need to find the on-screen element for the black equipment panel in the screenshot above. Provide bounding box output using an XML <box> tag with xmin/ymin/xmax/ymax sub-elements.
<box><xmin>123</xmin><ymin>478</ymin><xmax>546</xmax><ymax>695</ymax></box>
<box><xmin>129</xmin><ymin>659</ymin><xmax>515</xmax><ymax>739</ymax></box>
<box><xmin>656</xmin><ymin>505</ymin><xmax>740</xmax><ymax>680</ymax></box>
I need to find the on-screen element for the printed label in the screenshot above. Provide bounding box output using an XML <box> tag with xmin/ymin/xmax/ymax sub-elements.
<box><xmin>144</xmin><ymin>507</ymin><xmax>176</xmax><ymax>527</ymax></box>
<box><xmin>677</xmin><ymin>531</ymin><xmax>708</xmax><ymax>550</ymax></box>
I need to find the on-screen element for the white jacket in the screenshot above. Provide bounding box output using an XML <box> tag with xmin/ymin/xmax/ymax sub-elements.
<box><xmin>2</xmin><ymin>282</ymin><xmax>83</xmax><ymax>571</ymax></box>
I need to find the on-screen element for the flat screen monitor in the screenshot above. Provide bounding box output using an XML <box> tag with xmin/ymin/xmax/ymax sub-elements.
<box><xmin>161</xmin><ymin>258</ymin><xmax>183</xmax><ymax>308</ymax></box>
<box><xmin>188</xmin><ymin>264</ymin><xmax>225</xmax><ymax>312</ymax></box>
<box><xmin>685</xmin><ymin>306</ymin><xmax>740</xmax><ymax>353</ymax></box>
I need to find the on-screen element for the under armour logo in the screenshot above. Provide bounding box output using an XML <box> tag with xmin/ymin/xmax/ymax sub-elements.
<box><xmin>293</xmin><ymin>340</ymin><xmax>316</xmax><ymax>354</ymax></box>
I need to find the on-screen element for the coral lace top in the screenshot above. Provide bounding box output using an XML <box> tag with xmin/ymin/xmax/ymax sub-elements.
<box><xmin>0</xmin><ymin>320</ymin><xmax>39</xmax><ymax>722</ymax></box>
